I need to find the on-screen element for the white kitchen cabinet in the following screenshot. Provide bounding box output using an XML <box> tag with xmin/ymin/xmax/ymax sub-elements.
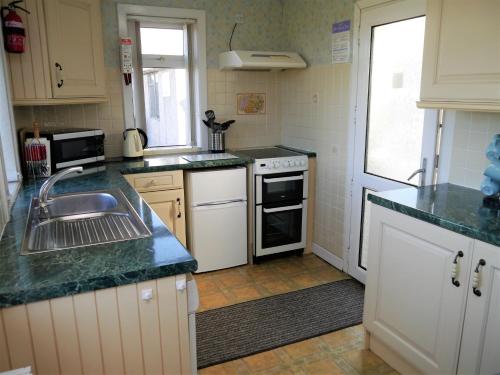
<box><xmin>44</xmin><ymin>0</ymin><xmax>106</xmax><ymax>98</ymax></box>
<box><xmin>365</xmin><ymin>203</ymin><xmax>500</xmax><ymax>374</ymax></box>
<box><xmin>5</xmin><ymin>0</ymin><xmax>107</xmax><ymax>105</ymax></box>
<box><xmin>418</xmin><ymin>0</ymin><xmax>500</xmax><ymax>111</ymax></box>
<box><xmin>364</xmin><ymin>204</ymin><xmax>474</xmax><ymax>374</ymax></box>
<box><xmin>458</xmin><ymin>240</ymin><xmax>500</xmax><ymax>375</ymax></box>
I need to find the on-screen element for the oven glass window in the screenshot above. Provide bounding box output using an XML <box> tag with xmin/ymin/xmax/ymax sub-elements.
<box><xmin>262</xmin><ymin>206</ymin><xmax>302</xmax><ymax>249</ymax></box>
<box><xmin>262</xmin><ymin>173</ymin><xmax>303</xmax><ymax>204</ymax></box>
<box><xmin>56</xmin><ymin>138</ymin><xmax>98</xmax><ymax>162</ymax></box>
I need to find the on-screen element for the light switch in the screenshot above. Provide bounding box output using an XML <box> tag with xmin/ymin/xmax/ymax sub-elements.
<box><xmin>141</xmin><ymin>288</ymin><xmax>153</xmax><ymax>301</ymax></box>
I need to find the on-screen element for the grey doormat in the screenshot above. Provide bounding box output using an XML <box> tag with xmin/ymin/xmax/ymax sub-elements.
<box><xmin>196</xmin><ymin>278</ymin><xmax>364</xmax><ymax>369</ymax></box>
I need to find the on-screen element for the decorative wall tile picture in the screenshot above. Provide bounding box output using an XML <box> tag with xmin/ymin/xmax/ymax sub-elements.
<box><xmin>237</xmin><ymin>93</ymin><xmax>266</xmax><ymax>115</ymax></box>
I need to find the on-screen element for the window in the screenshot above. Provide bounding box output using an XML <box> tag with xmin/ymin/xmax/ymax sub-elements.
<box><xmin>118</xmin><ymin>5</ymin><xmax>207</xmax><ymax>150</ymax></box>
<box><xmin>131</xmin><ymin>20</ymin><xmax>193</xmax><ymax>148</ymax></box>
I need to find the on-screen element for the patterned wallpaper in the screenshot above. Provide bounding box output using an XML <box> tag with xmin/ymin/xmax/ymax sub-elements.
<box><xmin>101</xmin><ymin>0</ymin><xmax>287</xmax><ymax>68</ymax></box>
<box><xmin>283</xmin><ymin>0</ymin><xmax>355</xmax><ymax>65</ymax></box>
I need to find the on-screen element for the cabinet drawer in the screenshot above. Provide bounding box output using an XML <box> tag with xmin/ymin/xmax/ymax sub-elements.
<box><xmin>126</xmin><ymin>171</ymin><xmax>183</xmax><ymax>192</ymax></box>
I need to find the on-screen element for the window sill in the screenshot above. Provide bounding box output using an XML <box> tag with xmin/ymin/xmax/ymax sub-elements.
<box><xmin>143</xmin><ymin>146</ymin><xmax>203</xmax><ymax>156</ymax></box>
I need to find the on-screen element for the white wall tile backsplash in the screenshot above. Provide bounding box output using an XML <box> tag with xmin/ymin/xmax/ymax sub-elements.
<box><xmin>280</xmin><ymin>64</ymin><xmax>351</xmax><ymax>259</ymax></box>
<box><xmin>14</xmin><ymin>68</ymin><xmax>282</xmax><ymax>157</ymax></box>
<box><xmin>207</xmin><ymin>68</ymin><xmax>281</xmax><ymax>149</ymax></box>
<box><xmin>448</xmin><ymin>111</ymin><xmax>500</xmax><ymax>189</ymax></box>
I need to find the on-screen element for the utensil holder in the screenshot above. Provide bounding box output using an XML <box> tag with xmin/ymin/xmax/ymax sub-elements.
<box><xmin>209</xmin><ymin>131</ymin><xmax>225</xmax><ymax>153</ymax></box>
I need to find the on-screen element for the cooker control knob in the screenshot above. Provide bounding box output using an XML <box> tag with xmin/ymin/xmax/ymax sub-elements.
<box><xmin>294</xmin><ymin>160</ymin><xmax>300</xmax><ymax>166</ymax></box>
<box><xmin>300</xmin><ymin>160</ymin><xmax>306</xmax><ymax>166</ymax></box>
<box><xmin>273</xmin><ymin>161</ymin><xmax>280</xmax><ymax>168</ymax></box>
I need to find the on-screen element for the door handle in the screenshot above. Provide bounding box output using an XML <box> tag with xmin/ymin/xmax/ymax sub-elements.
<box><xmin>472</xmin><ymin>259</ymin><xmax>486</xmax><ymax>296</ymax></box>
<box><xmin>55</xmin><ymin>62</ymin><xmax>64</xmax><ymax>88</ymax></box>
<box><xmin>263</xmin><ymin>204</ymin><xmax>302</xmax><ymax>213</ymax></box>
<box><xmin>451</xmin><ymin>251</ymin><xmax>464</xmax><ymax>287</ymax></box>
<box><xmin>407</xmin><ymin>158</ymin><xmax>427</xmax><ymax>186</ymax></box>
<box><xmin>263</xmin><ymin>175</ymin><xmax>303</xmax><ymax>183</ymax></box>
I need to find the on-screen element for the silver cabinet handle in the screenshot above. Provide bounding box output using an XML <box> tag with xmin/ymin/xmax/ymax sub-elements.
<box><xmin>263</xmin><ymin>204</ymin><xmax>302</xmax><ymax>213</ymax></box>
<box><xmin>263</xmin><ymin>175</ymin><xmax>303</xmax><ymax>183</ymax></box>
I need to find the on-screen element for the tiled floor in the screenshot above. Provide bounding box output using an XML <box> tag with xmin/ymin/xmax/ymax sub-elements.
<box><xmin>194</xmin><ymin>254</ymin><xmax>396</xmax><ymax>375</ymax></box>
<box><xmin>194</xmin><ymin>253</ymin><xmax>350</xmax><ymax>311</ymax></box>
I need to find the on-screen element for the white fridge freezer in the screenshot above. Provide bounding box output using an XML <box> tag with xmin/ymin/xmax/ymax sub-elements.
<box><xmin>185</xmin><ymin>167</ymin><xmax>248</xmax><ymax>273</ymax></box>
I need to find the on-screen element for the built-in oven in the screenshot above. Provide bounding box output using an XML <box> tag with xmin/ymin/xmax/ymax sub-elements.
<box><xmin>255</xmin><ymin>171</ymin><xmax>308</xmax><ymax>257</ymax></box>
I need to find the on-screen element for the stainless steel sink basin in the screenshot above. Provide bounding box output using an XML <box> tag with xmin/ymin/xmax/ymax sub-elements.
<box><xmin>22</xmin><ymin>189</ymin><xmax>151</xmax><ymax>255</ymax></box>
<box><xmin>45</xmin><ymin>192</ymin><xmax>119</xmax><ymax>218</ymax></box>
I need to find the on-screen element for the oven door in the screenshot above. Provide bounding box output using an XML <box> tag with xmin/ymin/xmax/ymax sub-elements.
<box><xmin>52</xmin><ymin>132</ymin><xmax>105</xmax><ymax>169</ymax></box>
<box><xmin>256</xmin><ymin>171</ymin><xmax>308</xmax><ymax>205</ymax></box>
<box><xmin>255</xmin><ymin>200</ymin><xmax>307</xmax><ymax>257</ymax></box>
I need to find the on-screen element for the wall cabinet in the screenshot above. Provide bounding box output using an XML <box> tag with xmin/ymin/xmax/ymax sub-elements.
<box><xmin>0</xmin><ymin>274</ymin><xmax>192</xmax><ymax>374</ymax></box>
<box><xmin>4</xmin><ymin>0</ymin><xmax>107</xmax><ymax>105</ymax></box>
<box><xmin>418</xmin><ymin>0</ymin><xmax>500</xmax><ymax>111</ymax></box>
<box><xmin>124</xmin><ymin>170</ymin><xmax>187</xmax><ymax>246</ymax></box>
<box><xmin>365</xmin><ymin>204</ymin><xmax>500</xmax><ymax>374</ymax></box>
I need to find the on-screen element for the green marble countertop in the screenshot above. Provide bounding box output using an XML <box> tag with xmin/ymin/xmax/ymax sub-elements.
<box><xmin>368</xmin><ymin>184</ymin><xmax>500</xmax><ymax>247</ymax></box>
<box><xmin>120</xmin><ymin>152</ymin><xmax>253</xmax><ymax>174</ymax></box>
<box><xmin>277</xmin><ymin>145</ymin><xmax>317</xmax><ymax>157</ymax></box>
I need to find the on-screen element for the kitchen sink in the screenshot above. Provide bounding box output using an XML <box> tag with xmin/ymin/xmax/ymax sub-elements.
<box><xmin>22</xmin><ymin>189</ymin><xmax>151</xmax><ymax>255</ymax></box>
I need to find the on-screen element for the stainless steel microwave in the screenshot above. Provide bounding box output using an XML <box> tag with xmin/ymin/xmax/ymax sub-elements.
<box><xmin>25</xmin><ymin>128</ymin><xmax>105</xmax><ymax>172</ymax></box>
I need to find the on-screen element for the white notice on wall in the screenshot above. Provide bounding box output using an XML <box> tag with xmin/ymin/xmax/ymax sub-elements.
<box><xmin>332</xmin><ymin>20</ymin><xmax>351</xmax><ymax>64</ymax></box>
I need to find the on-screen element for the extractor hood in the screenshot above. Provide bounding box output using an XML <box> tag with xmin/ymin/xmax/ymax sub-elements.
<box><xmin>219</xmin><ymin>50</ymin><xmax>307</xmax><ymax>71</ymax></box>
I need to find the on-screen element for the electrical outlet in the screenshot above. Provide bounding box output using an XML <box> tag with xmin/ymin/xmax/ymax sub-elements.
<box><xmin>235</xmin><ymin>14</ymin><xmax>244</xmax><ymax>24</ymax></box>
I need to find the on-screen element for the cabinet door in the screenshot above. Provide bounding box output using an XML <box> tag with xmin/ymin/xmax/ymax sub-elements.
<box><xmin>419</xmin><ymin>0</ymin><xmax>500</xmax><ymax>110</ymax></box>
<box><xmin>364</xmin><ymin>204</ymin><xmax>473</xmax><ymax>374</ymax></box>
<box><xmin>44</xmin><ymin>0</ymin><xmax>105</xmax><ymax>97</ymax></box>
<box><xmin>458</xmin><ymin>240</ymin><xmax>500</xmax><ymax>375</ymax></box>
<box><xmin>141</xmin><ymin>189</ymin><xmax>186</xmax><ymax>246</ymax></box>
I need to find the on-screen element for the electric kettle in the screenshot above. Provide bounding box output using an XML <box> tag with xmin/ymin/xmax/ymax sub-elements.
<box><xmin>123</xmin><ymin>128</ymin><xmax>148</xmax><ymax>158</ymax></box>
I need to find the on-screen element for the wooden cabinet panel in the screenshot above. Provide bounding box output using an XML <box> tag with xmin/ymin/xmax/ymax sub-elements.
<box><xmin>0</xmin><ymin>275</ymin><xmax>192</xmax><ymax>374</ymax></box>
<box><xmin>125</xmin><ymin>170</ymin><xmax>184</xmax><ymax>192</ymax></box>
<box><xmin>458</xmin><ymin>241</ymin><xmax>500</xmax><ymax>375</ymax></box>
<box><xmin>44</xmin><ymin>0</ymin><xmax>105</xmax><ymax>98</ymax></box>
<box><xmin>419</xmin><ymin>0</ymin><xmax>500</xmax><ymax>110</ymax></box>
<box><xmin>4</xmin><ymin>0</ymin><xmax>52</xmax><ymax>101</ymax></box>
<box><xmin>141</xmin><ymin>189</ymin><xmax>187</xmax><ymax>246</ymax></box>
<box><xmin>364</xmin><ymin>204</ymin><xmax>473</xmax><ymax>374</ymax></box>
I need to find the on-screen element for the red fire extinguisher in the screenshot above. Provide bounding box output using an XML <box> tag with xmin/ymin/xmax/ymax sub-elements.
<box><xmin>1</xmin><ymin>1</ymin><xmax>30</xmax><ymax>54</ymax></box>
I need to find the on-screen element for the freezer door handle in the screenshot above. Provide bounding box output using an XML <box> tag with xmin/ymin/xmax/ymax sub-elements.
<box><xmin>195</xmin><ymin>199</ymin><xmax>245</xmax><ymax>207</ymax></box>
<box><xmin>263</xmin><ymin>175</ymin><xmax>303</xmax><ymax>183</ymax></box>
<box><xmin>263</xmin><ymin>204</ymin><xmax>303</xmax><ymax>213</ymax></box>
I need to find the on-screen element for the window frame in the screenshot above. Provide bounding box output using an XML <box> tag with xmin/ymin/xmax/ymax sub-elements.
<box><xmin>117</xmin><ymin>5</ymin><xmax>208</xmax><ymax>150</ymax></box>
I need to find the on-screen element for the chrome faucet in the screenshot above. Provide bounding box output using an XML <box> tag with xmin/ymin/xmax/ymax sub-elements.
<box><xmin>38</xmin><ymin>166</ymin><xmax>83</xmax><ymax>208</ymax></box>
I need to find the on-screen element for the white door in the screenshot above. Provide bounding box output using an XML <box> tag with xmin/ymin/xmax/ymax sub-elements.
<box><xmin>348</xmin><ymin>0</ymin><xmax>438</xmax><ymax>282</ymax></box>
<box><xmin>458</xmin><ymin>240</ymin><xmax>500</xmax><ymax>375</ymax></box>
<box><xmin>189</xmin><ymin>201</ymin><xmax>247</xmax><ymax>273</ymax></box>
<box><xmin>365</xmin><ymin>205</ymin><xmax>473</xmax><ymax>374</ymax></box>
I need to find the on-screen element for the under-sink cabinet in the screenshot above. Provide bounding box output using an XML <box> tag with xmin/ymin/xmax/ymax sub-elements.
<box><xmin>0</xmin><ymin>274</ymin><xmax>192</xmax><ymax>374</ymax></box>
<box><xmin>418</xmin><ymin>0</ymin><xmax>500</xmax><ymax>111</ymax></box>
<box><xmin>4</xmin><ymin>0</ymin><xmax>106</xmax><ymax>105</ymax></box>
<box><xmin>124</xmin><ymin>170</ymin><xmax>186</xmax><ymax>246</ymax></box>
<box><xmin>364</xmin><ymin>204</ymin><xmax>500</xmax><ymax>374</ymax></box>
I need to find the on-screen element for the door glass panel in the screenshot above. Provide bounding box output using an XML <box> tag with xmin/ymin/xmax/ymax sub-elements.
<box><xmin>262</xmin><ymin>173</ymin><xmax>304</xmax><ymax>204</ymax></box>
<box><xmin>140</xmin><ymin>28</ymin><xmax>184</xmax><ymax>55</ymax></box>
<box><xmin>262</xmin><ymin>207</ymin><xmax>302</xmax><ymax>248</ymax></box>
<box><xmin>359</xmin><ymin>188</ymin><xmax>376</xmax><ymax>269</ymax></box>
<box><xmin>365</xmin><ymin>17</ymin><xmax>426</xmax><ymax>184</ymax></box>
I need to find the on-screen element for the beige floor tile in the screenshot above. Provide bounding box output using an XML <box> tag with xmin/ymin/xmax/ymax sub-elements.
<box><xmin>216</xmin><ymin>271</ymin><xmax>253</xmax><ymax>289</ymax></box>
<box><xmin>230</xmin><ymin>285</ymin><xmax>264</xmax><ymax>302</ymax></box>
<box><xmin>282</xmin><ymin>338</ymin><xmax>323</xmax><ymax>359</ymax></box>
<box><xmin>341</xmin><ymin>349</ymin><xmax>387</xmax><ymax>373</ymax></box>
<box><xmin>301</xmin><ymin>357</ymin><xmax>345</xmax><ymax>375</ymax></box>
<box><xmin>243</xmin><ymin>350</ymin><xmax>284</xmax><ymax>372</ymax></box>
<box><xmin>200</xmin><ymin>291</ymin><xmax>231</xmax><ymax>310</ymax></box>
<box><xmin>197</xmin><ymin>278</ymin><xmax>221</xmax><ymax>295</ymax></box>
